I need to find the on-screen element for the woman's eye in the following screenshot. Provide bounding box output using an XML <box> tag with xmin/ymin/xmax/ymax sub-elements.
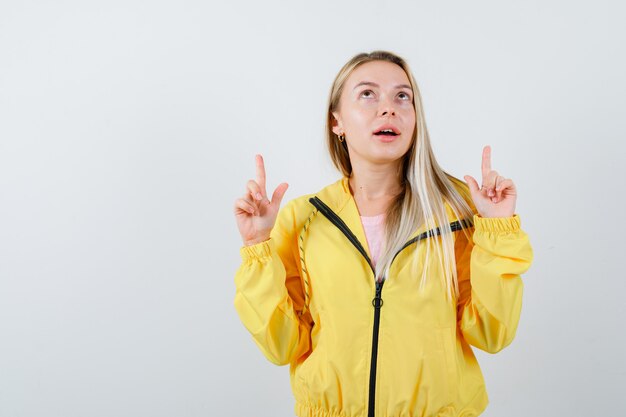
<box><xmin>359</xmin><ymin>90</ymin><xmax>411</xmax><ymax>101</ymax></box>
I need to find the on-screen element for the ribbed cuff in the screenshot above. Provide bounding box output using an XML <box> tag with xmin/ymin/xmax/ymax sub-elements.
<box><xmin>473</xmin><ymin>214</ymin><xmax>521</xmax><ymax>232</ymax></box>
<box><xmin>239</xmin><ymin>238</ymin><xmax>274</xmax><ymax>261</ymax></box>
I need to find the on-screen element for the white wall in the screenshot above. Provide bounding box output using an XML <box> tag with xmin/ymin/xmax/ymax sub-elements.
<box><xmin>1</xmin><ymin>0</ymin><xmax>624</xmax><ymax>416</ymax></box>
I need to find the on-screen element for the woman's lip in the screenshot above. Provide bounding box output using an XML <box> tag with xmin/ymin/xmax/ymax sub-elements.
<box><xmin>373</xmin><ymin>134</ymin><xmax>399</xmax><ymax>143</ymax></box>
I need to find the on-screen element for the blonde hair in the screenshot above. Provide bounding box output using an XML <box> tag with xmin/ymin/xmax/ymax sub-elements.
<box><xmin>325</xmin><ymin>50</ymin><xmax>476</xmax><ymax>302</ymax></box>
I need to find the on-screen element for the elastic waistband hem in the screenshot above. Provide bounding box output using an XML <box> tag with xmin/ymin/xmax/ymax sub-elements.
<box><xmin>295</xmin><ymin>402</ymin><xmax>347</xmax><ymax>417</ymax></box>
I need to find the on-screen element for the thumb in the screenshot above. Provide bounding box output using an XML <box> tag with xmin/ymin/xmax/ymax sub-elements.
<box><xmin>270</xmin><ymin>182</ymin><xmax>289</xmax><ymax>207</ymax></box>
<box><xmin>463</xmin><ymin>175</ymin><xmax>480</xmax><ymax>194</ymax></box>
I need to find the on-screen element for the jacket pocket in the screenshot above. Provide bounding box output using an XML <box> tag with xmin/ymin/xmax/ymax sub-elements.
<box><xmin>296</xmin><ymin>341</ymin><xmax>322</xmax><ymax>388</ymax></box>
<box><xmin>436</xmin><ymin>326</ymin><xmax>458</xmax><ymax>395</ymax></box>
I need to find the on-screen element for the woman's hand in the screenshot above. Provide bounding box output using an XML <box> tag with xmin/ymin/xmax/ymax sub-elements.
<box><xmin>234</xmin><ymin>154</ymin><xmax>289</xmax><ymax>246</ymax></box>
<box><xmin>463</xmin><ymin>145</ymin><xmax>517</xmax><ymax>218</ymax></box>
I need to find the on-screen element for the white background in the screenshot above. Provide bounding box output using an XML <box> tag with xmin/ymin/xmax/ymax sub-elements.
<box><xmin>1</xmin><ymin>0</ymin><xmax>624</xmax><ymax>416</ymax></box>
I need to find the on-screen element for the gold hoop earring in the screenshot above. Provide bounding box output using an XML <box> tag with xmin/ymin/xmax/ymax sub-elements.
<box><xmin>338</xmin><ymin>133</ymin><xmax>345</xmax><ymax>142</ymax></box>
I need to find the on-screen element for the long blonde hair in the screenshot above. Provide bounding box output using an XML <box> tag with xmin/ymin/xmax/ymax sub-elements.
<box><xmin>326</xmin><ymin>50</ymin><xmax>476</xmax><ymax>302</ymax></box>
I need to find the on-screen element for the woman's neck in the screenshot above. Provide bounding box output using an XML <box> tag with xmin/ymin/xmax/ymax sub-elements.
<box><xmin>348</xmin><ymin>162</ymin><xmax>403</xmax><ymax>200</ymax></box>
<box><xmin>348</xmin><ymin>162</ymin><xmax>403</xmax><ymax>217</ymax></box>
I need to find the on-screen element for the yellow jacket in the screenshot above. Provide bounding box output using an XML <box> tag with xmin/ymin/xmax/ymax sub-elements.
<box><xmin>234</xmin><ymin>176</ymin><xmax>533</xmax><ymax>417</ymax></box>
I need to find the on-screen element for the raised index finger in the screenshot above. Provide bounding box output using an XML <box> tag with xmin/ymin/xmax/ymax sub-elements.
<box><xmin>255</xmin><ymin>154</ymin><xmax>267</xmax><ymax>195</ymax></box>
<box><xmin>481</xmin><ymin>145</ymin><xmax>492</xmax><ymax>180</ymax></box>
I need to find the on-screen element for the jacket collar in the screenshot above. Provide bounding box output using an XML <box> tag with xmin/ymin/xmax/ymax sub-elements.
<box><xmin>312</xmin><ymin>176</ymin><xmax>447</xmax><ymax>257</ymax></box>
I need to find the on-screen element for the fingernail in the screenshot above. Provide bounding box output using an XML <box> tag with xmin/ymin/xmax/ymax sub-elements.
<box><xmin>255</xmin><ymin>193</ymin><xmax>262</xmax><ymax>200</ymax></box>
<box><xmin>488</xmin><ymin>190</ymin><xmax>494</xmax><ymax>197</ymax></box>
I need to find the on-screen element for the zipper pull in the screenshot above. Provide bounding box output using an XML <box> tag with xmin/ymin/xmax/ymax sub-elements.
<box><xmin>372</xmin><ymin>279</ymin><xmax>384</xmax><ymax>309</ymax></box>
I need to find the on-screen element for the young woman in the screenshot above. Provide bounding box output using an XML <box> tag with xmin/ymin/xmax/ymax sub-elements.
<box><xmin>232</xmin><ymin>50</ymin><xmax>533</xmax><ymax>417</ymax></box>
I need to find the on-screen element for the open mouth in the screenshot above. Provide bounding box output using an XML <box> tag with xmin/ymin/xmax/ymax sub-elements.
<box><xmin>374</xmin><ymin>131</ymin><xmax>399</xmax><ymax>137</ymax></box>
<box><xmin>373</xmin><ymin>128</ymin><xmax>400</xmax><ymax>136</ymax></box>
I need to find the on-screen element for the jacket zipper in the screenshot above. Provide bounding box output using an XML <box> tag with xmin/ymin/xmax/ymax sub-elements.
<box><xmin>368</xmin><ymin>278</ymin><xmax>383</xmax><ymax>417</ymax></box>
<box><xmin>308</xmin><ymin>196</ymin><xmax>469</xmax><ymax>417</ymax></box>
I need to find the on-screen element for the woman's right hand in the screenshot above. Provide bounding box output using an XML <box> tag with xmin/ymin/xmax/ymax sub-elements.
<box><xmin>234</xmin><ymin>154</ymin><xmax>289</xmax><ymax>246</ymax></box>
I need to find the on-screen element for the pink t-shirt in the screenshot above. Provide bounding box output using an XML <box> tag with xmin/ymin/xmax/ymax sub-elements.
<box><xmin>360</xmin><ymin>213</ymin><xmax>386</xmax><ymax>270</ymax></box>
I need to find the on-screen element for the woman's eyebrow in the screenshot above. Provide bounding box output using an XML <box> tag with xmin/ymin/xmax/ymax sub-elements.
<box><xmin>353</xmin><ymin>81</ymin><xmax>412</xmax><ymax>90</ymax></box>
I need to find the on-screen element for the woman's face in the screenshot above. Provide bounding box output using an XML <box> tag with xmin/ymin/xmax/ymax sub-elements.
<box><xmin>332</xmin><ymin>60</ymin><xmax>416</xmax><ymax>167</ymax></box>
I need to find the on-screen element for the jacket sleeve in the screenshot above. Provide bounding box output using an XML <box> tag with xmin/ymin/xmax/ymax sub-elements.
<box><xmin>455</xmin><ymin>213</ymin><xmax>534</xmax><ymax>353</ymax></box>
<box><xmin>233</xmin><ymin>200</ymin><xmax>313</xmax><ymax>366</ymax></box>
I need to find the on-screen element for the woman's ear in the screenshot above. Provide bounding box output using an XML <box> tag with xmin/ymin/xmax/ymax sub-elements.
<box><xmin>331</xmin><ymin>111</ymin><xmax>343</xmax><ymax>136</ymax></box>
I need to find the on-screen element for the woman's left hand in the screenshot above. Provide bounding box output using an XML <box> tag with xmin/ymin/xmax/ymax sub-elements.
<box><xmin>463</xmin><ymin>145</ymin><xmax>517</xmax><ymax>218</ymax></box>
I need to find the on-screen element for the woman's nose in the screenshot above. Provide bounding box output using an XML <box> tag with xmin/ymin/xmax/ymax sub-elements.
<box><xmin>378</xmin><ymin>97</ymin><xmax>396</xmax><ymax>117</ymax></box>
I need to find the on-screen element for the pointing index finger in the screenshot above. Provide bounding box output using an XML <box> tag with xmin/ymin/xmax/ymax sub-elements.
<box><xmin>255</xmin><ymin>154</ymin><xmax>267</xmax><ymax>195</ymax></box>
<box><xmin>481</xmin><ymin>145</ymin><xmax>492</xmax><ymax>180</ymax></box>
